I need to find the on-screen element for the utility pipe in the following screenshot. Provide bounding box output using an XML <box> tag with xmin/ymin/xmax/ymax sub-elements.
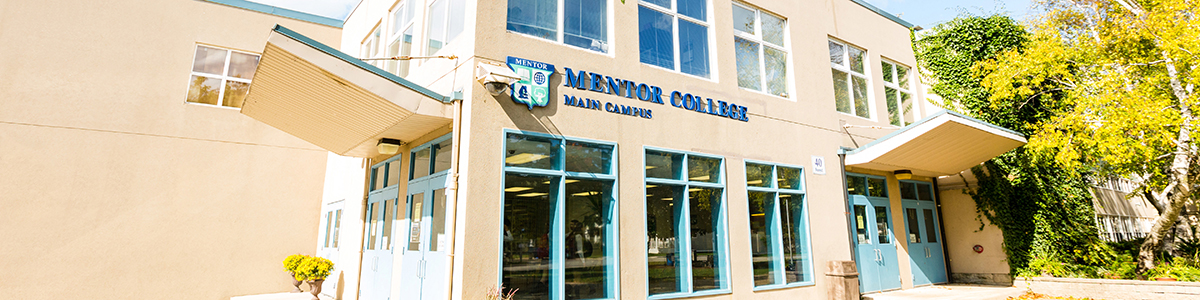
<box><xmin>442</xmin><ymin>96</ymin><xmax>463</xmax><ymax>300</ymax></box>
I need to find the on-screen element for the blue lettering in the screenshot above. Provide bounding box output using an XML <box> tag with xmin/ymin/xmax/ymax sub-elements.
<box><xmin>606</xmin><ymin>77</ymin><xmax>620</xmax><ymax>95</ymax></box>
<box><xmin>650</xmin><ymin>86</ymin><xmax>664</xmax><ymax>104</ymax></box>
<box><xmin>670</xmin><ymin>91</ymin><xmax>683</xmax><ymax>107</ymax></box>
<box><xmin>564</xmin><ymin>95</ymin><xmax>577</xmax><ymax>106</ymax></box>
<box><xmin>564</xmin><ymin>68</ymin><xmax>587</xmax><ymax>89</ymax></box>
<box><xmin>719</xmin><ymin>101</ymin><xmax>729</xmax><ymax>116</ymax></box>
<box><xmin>645</xmin><ymin>109</ymin><xmax>653</xmax><ymax>119</ymax></box>
<box><xmin>637</xmin><ymin>84</ymin><xmax>650</xmax><ymax>101</ymax></box>
<box><xmin>590</xmin><ymin>73</ymin><xmax>605</xmax><ymax>92</ymax></box>
<box><xmin>621</xmin><ymin>105</ymin><xmax>631</xmax><ymax>115</ymax></box>
<box><xmin>623</xmin><ymin>80</ymin><xmax>636</xmax><ymax>98</ymax></box>
<box><xmin>605</xmin><ymin>102</ymin><xmax>614</xmax><ymax>112</ymax></box>
<box><xmin>739</xmin><ymin>106</ymin><xmax>748</xmax><ymax>121</ymax></box>
<box><xmin>706</xmin><ymin>99</ymin><xmax>720</xmax><ymax>116</ymax></box>
<box><xmin>682</xmin><ymin>94</ymin><xmax>696</xmax><ymax>110</ymax></box>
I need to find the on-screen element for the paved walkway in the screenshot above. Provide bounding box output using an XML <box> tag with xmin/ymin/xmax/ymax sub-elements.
<box><xmin>863</xmin><ymin>284</ymin><xmax>1027</xmax><ymax>300</ymax></box>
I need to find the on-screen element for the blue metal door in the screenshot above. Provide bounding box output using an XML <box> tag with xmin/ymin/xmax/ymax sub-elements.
<box><xmin>361</xmin><ymin>189</ymin><xmax>399</xmax><ymax>300</ymax></box>
<box><xmin>848</xmin><ymin>174</ymin><xmax>901</xmax><ymax>293</ymax></box>
<box><xmin>901</xmin><ymin>181</ymin><xmax>947</xmax><ymax>285</ymax></box>
<box><xmin>397</xmin><ymin>174</ymin><xmax>449</xmax><ymax>300</ymax></box>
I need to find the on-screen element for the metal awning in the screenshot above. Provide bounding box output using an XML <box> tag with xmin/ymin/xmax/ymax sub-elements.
<box><xmin>241</xmin><ymin>25</ymin><xmax>457</xmax><ymax>157</ymax></box>
<box><xmin>844</xmin><ymin>111</ymin><xmax>1027</xmax><ymax>177</ymax></box>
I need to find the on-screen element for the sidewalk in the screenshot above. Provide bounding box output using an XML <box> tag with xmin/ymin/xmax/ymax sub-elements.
<box><xmin>863</xmin><ymin>284</ymin><xmax>1026</xmax><ymax>300</ymax></box>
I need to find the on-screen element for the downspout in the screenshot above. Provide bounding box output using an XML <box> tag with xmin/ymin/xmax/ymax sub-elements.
<box><xmin>932</xmin><ymin>177</ymin><xmax>953</xmax><ymax>282</ymax></box>
<box><xmin>838</xmin><ymin>150</ymin><xmax>858</xmax><ymax>269</ymax></box>
<box><xmin>442</xmin><ymin>94</ymin><xmax>464</xmax><ymax>300</ymax></box>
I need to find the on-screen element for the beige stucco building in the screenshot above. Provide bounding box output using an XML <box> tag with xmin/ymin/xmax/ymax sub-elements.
<box><xmin>0</xmin><ymin>1</ymin><xmax>340</xmax><ymax>299</ymax></box>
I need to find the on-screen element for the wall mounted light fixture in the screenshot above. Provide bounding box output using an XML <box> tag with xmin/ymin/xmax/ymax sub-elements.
<box><xmin>377</xmin><ymin>138</ymin><xmax>402</xmax><ymax>155</ymax></box>
<box><xmin>894</xmin><ymin>169</ymin><xmax>913</xmax><ymax>180</ymax></box>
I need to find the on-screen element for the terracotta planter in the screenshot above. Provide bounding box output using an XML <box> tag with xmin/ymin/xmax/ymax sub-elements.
<box><xmin>1155</xmin><ymin>277</ymin><xmax>1178</xmax><ymax>281</ymax></box>
<box><xmin>290</xmin><ymin>272</ymin><xmax>303</xmax><ymax>292</ymax></box>
<box><xmin>307</xmin><ymin>279</ymin><xmax>325</xmax><ymax>300</ymax></box>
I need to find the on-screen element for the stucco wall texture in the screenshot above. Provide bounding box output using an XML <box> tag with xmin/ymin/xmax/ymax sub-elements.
<box><xmin>0</xmin><ymin>1</ymin><xmax>341</xmax><ymax>299</ymax></box>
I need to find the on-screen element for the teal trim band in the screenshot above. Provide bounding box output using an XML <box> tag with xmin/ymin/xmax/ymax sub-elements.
<box><xmin>272</xmin><ymin>25</ymin><xmax>451</xmax><ymax>103</ymax></box>
<box><xmin>847</xmin><ymin>0</ymin><xmax>915</xmax><ymax>29</ymax></box>
<box><xmin>843</xmin><ymin>110</ymin><xmax>1026</xmax><ymax>155</ymax></box>
<box><xmin>200</xmin><ymin>0</ymin><xmax>343</xmax><ymax>28</ymax></box>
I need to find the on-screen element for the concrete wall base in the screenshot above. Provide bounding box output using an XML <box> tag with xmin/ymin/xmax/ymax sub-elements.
<box><xmin>826</xmin><ymin>261</ymin><xmax>860</xmax><ymax>300</ymax></box>
<box><xmin>1016</xmin><ymin>277</ymin><xmax>1200</xmax><ymax>299</ymax></box>
<box><xmin>951</xmin><ymin>273</ymin><xmax>1013</xmax><ymax>286</ymax></box>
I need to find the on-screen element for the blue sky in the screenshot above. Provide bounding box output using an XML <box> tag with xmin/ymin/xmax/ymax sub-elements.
<box><xmin>248</xmin><ymin>0</ymin><xmax>1034</xmax><ymax>29</ymax></box>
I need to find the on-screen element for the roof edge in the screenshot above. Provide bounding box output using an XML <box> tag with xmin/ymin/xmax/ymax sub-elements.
<box><xmin>844</xmin><ymin>110</ymin><xmax>1026</xmax><ymax>155</ymax></box>
<box><xmin>271</xmin><ymin>25</ymin><xmax>450</xmax><ymax>102</ymax></box>
<box><xmin>847</xmin><ymin>0</ymin><xmax>916</xmax><ymax>29</ymax></box>
<box><xmin>199</xmin><ymin>0</ymin><xmax>344</xmax><ymax>28</ymax></box>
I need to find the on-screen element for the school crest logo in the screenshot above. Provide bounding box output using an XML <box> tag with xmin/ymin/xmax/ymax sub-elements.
<box><xmin>507</xmin><ymin>56</ymin><xmax>556</xmax><ymax>110</ymax></box>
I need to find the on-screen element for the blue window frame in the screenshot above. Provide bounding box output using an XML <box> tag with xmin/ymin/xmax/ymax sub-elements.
<box><xmin>744</xmin><ymin>161</ymin><xmax>813</xmax><ymax>289</ymax></box>
<box><xmin>644</xmin><ymin>147</ymin><xmax>730</xmax><ymax>298</ymax></box>
<box><xmin>500</xmin><ymin>130</ymin><xmax>619</xmax><ymax>300</ymax></box>
<box><xmin>507</xmin><ymin>0</ymin><xmax>611</xmax><ymax>53</ymax></box>
<box><xmin>638</xmin><ymin>0</ymin><xmax>712</xmax><ymax>78</ymax></box>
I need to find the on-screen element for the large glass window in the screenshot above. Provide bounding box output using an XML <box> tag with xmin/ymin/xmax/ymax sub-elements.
<box><xmin>881</xmin><ymin>60</ymin><xmax>915</xmax><ymax>126</ymax></box>
<box><xmin>502</xmin><ymin>131</ymin><xmax>618</xmax><ymax>300</ymax></box>
<box><xmin>745</xmin><ymin>162</ymin><xmax>812</xmax><ymax>288</ymax></box>
<box><xmin>507</xmin><ymin>0</ymin><xmax>611</xmax><ymax>53</ymax></box>
<box><xmin>387</xmin><ymin>1</ymin><xmax>417</xmax><ymax>77</ymax></box>
<box><xmin>639</xmin><ymin>0</ymin><xmax>712</xmax><ymax>78</ymax></box>
<box><xmin>187</xmin><ymin>45</ymin><xmax>260</xmax><ymax>108</ymax></box>
<box><xmin>829</xmin><ymin>39</ymin><xmax>870</xmax><ymax>118</ymax></box>
<box><xmin>732</xmin><ymin>2</ymin><xmax>788</xmax><ymax>97</ymax></box>
<box><xmin>645</xmin><ymin>148</ymin><xmax>729</xmax><ymax>296</ymax></box>
<box><xmin>410</xmin><ymin>137</ymin><xmax>452</xmax><ymax>180</ymax></box>
<box><xmin>426</xmin><ymin>0</ymin><xmax>466</xmax><ymax>55</ymax></box>
<box><xmin>370</xmin><ymin>156</ymin><xmax>403</xmax><ymax>191</ymax></box>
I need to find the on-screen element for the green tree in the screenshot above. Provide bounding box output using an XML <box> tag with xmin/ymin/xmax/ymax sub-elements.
<box><xmin>979</xmin><ymin>0</ymin><xmax>1200</xmax><ymax>272</ymax></box>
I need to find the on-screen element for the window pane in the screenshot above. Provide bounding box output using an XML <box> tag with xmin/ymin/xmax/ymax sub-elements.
<box><xmin>227</xmin><ymin>52</ymin><xmax>259</xmax><ymax>79</ymax></box>
<box><xmin>408</xmin><ymin>193</ymin><xmax>424</xmax><ymax>250</ymax></box>
<box><xmin>780</xmin><ymin>193</ymin><xmax>809</xmax><ymax>283</ymax></box>
<box><xmin>565</xmin><ymin>140</ymin><xmax>613</xmax><ymax>174</ymax></box>
<box><xmin>324</xmin><ymin>211</ymin><xmax>333</xmax><ymax>247</ymax></box>
<box><xmin>900</xmin><ymin>182</ymin><xmax>916</xmax><ymax>200</ymax></box>
<box><xmin>761</xmin><ymin>13</ymin><xmax>785</xmax><ymax>46</ymax></box>
<box><xmin>906</xmin><ymin>208</ymin><xmax>921</xmax><ymax>243</ymax></box>
<box><xmin>902</xmin><ymin>92</ymin><xmax>915</xmax><ymax>125</ymax></box>
<box><xmin>505</xmin><ymin>133</ymin><xmax>560</xmax><ymax>170</ymax></box>
<box><xmin>852</xmin><ymin>76</ymin><xmax>869</xmax><ymax>118</ymax></box>
<box><xmin>678</xmin><ymin>19</ymin><xmax>710</xmax><ymax>77</ymax></box>
<box><xmin>776</xmin><ymin>166</ymin><xmax>801</xmax><ymax>190</ymax></box>
<box><xmin>643</xmin><ymin>0</ymin><xmax>670</xmax><ymax>8</ymax></box>
<box><xmin>748</xmin><ymin>191</ymin><xmax>776</xmax><ymax>286</ymax></box>
<box><xmin>392</xmin><ymin>4</ymin><xmax>408</xmax><ymax>33</ymax></box>
<box><xmin>853</xmin><ymin>205</ymin><xmax>870</xmax><ymax>244</ymax></box>
<box><xmin>503</xmin><ymin>174</ymin><xmax>554</xmax><ymax>299</ymax></box>
<box><xmin>881</xmin><ymin>62</ymin><xmax>894</xmax><ymax>83</ymax></box>
<box><xmin>639</xmin><ymin>7</ymin><xmax>675</xmax><ymax>70</ymax></box>
<box><xmin>433</xmin><ymin>139</ymin><xmax>452</xmax><ymax>174</ymax></box>
<box><xmin>764</xmin><ymin>47</ymin><xmax>787</xmax><ymax>96</ymax></box>
<box><xmin>875</xmin><ymin>206</ymin><xmax>891</xmax><ymax>244</ymax></box>
<box><xmin>846</xmin><ymin>175</ymin><xmax>866</xmax><ymax>196</ymax></box>
<box><xmin>924</xmin><ymin>209</ymin><xmax>938</xmax><ymax>243</ymax></box>
<box><xmin>447</xmin><ymin>0</ymin><xmax>465</xmax><ymax>43</ymax></box>
<box><xmin>745</xmin><ymin>163</ymin><xmax>772</xmax><ymax>188</ymax></box>
<box><xmin>186</xmin><ymin>75</ymin><xmax>221</xmax><ymax>105</ymax></box>
<box><xmin>427</xmin><ymin>0</ymin><xmax>447</xmax><ymax>54</ymax></box>
<box><xmin>564</xmin><ymin>0</ymin><xmax>608</xmax><ymax>52</ymax></box>
<box><xmin>867</xmin><ymin>177</ymin><xmax>887</xmax><ymax>197</ymax></box>
<box><xmin>192</xmin><ymin>46</ymin><xmax>227</xmax><ymax>75</ymax></box>
<box><xmin>687</xmin><ymin>155</ymin><xmax>721</xmax><ymax>183</ymax></box>
<box><xmin>897</xmin><ymin>65</ymin><xmax>909</xmax><ymax>87</ymax></box>
<box><xmin>373</xmin><ymin>166</ymin><xmax>386</xmax><ymax>191</ymax></box>
<box><xmin>886</xmin><ymin>87</ymin><xmax>900</xmax><ymax>126</ymax></box>
<box><xmin>848</xmin><ymin>46</ymin><xmax>865</xmax><ymax>73</ymax></box>
<box><xmin>382</xmin><ymin>199</ymin><xmax>395</xmax><ymax>250</ymax></box>
<box><xmin>366</xmin><ymin>202</ymin><xmax>378</xmax><ymax>250</ymax></box>
<box><xmin>566</xmin><ymin>179</ymin><xmax>613</xmax><ymax>299</ymax></box>
<box><xmin>508</xmin><ymin>0</ymin><xmax>558</xmax><ymax>40</ymax></box>
<box><xmin>429</xmin><ymin>188</ymin><xmax>447</xmax><ymax>251</ymax></box>
<box><xmin>690</xmin><ymin>187</ymin><xmax>724</xmax><ymax>292</ymax></box>
<box><xmin>917</xmin><ymin>183</ymin><xmax>933</xmax><ymax>200</ymax></box>
<box><xmin>677</xmin><ymin>0</ymin><xmax>706</xmax><ymax>21</ymax></box>
<box><xmin>828</xmin><ymin>41</ymin><xmax>844</xmax><ymax>65</ymax></box>
<box><xmin>732</xmin><ymin>4</ymin><xmax>755</xmax><ymax>34</ymax></box>
<box><xmin>735</xmin><ymin>37</ymin><xmax>761</xmax><ymax>90</ymax></box>
<box><xmin>647</xmin><ymin>184</ymin><xmax>684</xmax><ymax>295</ymax></box>
<box><xmin>412</xmin><ymin>148</ymin><xmax>432</xmax><ymax>179</ymax></box>
<box><xmin>400</xmin><ymin>27</ymin><xmax>415</xmax><ymax>76</ymax></box>
<box><xmin>387</xmin><ymin>160</ymin><xmax>401</xmax><ymax>187</ymax></box>
<box><xmin>222</xmin><ymin>80</ymin><xmax>249</xmax><ymax>108</ymax></box>
<box><xmin>832</xmin><ymin>70</ymin><xmax>851</xmax><ymax>114</ymax></box>
<box><xmin>646</xmin><ymin>150</ymin><xmax>683</xmax><ymax>180</ymax></box>
<box><xmin>333</xmin><ymin>209</ymin><xmax>341</xmax><ymax>247</ymax></box>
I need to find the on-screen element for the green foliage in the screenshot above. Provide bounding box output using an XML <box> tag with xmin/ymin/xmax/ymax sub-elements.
<box><xmin>1147</xmin><ymin>257</ymin><xmax>1200</xmax><ymax>281</ymax></box>
<box><xmin>293</xmin><ymin>256</ymin><xmax>335</xmax><ymax>281</ymax></box>
<box><xmin>283</xmin><ymin>254</ymin><xmax>306</xmax><ymax>273</ymax></box>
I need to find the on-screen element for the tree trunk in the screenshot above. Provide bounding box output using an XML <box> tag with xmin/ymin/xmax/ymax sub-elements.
<box><xmin>1137</xmin><ymin>53</ymin><xmax>1195</xmax><ymax>273</ymax></box>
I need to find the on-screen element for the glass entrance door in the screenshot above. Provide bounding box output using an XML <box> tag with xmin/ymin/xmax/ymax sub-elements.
<box><xmin>398</xmin><ymin>136</ymin><xmax>452</xmax><ymax>300</ymax></box>
<box><xmin>901</xmin><ymin>181</ymin><xmax>947</xmax><ymax>285</ymax></box>
<box><xmin>361</xmin><ymin>158</ymin><xmax>402</xmax><ymax>300</ymax></box>
<box><xmin>848</xmin><ymin>174</ymin><xmax>901</xmax><ymax>293</ymax></box>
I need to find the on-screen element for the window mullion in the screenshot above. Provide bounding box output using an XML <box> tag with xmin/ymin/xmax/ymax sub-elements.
<box><xmin>679</xmin><ymin>183</ymin><xmax>695</xmax><ymax>293</ymax></box>
<box><xmin>770</xmin><ymin>192</ymin><xmax>786</xmax><ymax>285</ymax></box>
<box><xmin>552</xmin><ymin>175</ymin><xmax>566</xmax><ymax>300</ymax></box>
<box><xmin>671</xmin><ymin>13</ymin><xmax>682</xmax><ymax>72</ymax></box>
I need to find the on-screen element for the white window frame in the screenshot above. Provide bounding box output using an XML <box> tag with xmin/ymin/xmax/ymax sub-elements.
<box><xmin>186</xmin><ymin>44</ymin><xmax>259</xmax><ymax>109</ymax></box>
<box><xmin>639</xmin><ymin>0</ymin><xmax>717</xmax><ymax>80</ymax></box>
<box><xmin>361</xmin><ymin>23</ymin><xmax>383</xmax><ymax>68</ymax></box>
<box><xmin>732</xmin><ymin>2</ymin><xmax>791</xmax><ymax>99</ymax></box>
<box><xmin>505</xmin><ymin>0</ymin><xmax>616</xmax><ymax>55</ymax></box>
<box><xmin>828</xmin><ymin>39</ymin><xmax>872</xmax><ymax>119</ymax></box>
<box><xmin>881</xmin><ymin>59</ymin><xmax>917</xmax><ymax>126</ymax></box>
<box><xmin>386</xmin><ymin>0</ymin><xmax>417</xmax><ymax>76</ymax></box>
<box><xmin>424</xmin><ymin>0</ymin><xmax>466</xmax><ymax>55</ymax></box>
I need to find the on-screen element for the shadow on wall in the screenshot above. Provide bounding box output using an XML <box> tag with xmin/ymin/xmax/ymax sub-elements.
<box><xmin>495</xmin><ymin>72</ymin><xmax>562</xmax><ymax>135</ymax></box>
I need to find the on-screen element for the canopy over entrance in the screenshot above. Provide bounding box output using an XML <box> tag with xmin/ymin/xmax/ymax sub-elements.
<box><xmin>241</xmin><ymin>25</ymin><xmax>458</xmax><ymax>157</ymax></box>
<box><xmin>844</xmin><ymin>111</ymin><xmax>1027</xmax><ymax>177</ymax></box>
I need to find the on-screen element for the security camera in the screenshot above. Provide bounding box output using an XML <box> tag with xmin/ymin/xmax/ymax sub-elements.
<box><xmin>476</xmin><ymin>63</ymin><xmax>522</xmax><ymax>96</ymax></box>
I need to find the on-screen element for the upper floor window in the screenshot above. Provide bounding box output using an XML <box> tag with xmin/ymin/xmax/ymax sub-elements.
<box><xmin>645</xmin><ymin>148</ymin><xmax>730</xmax><ymax>297</ymax></box>
<box><xmin>639</xmin><ymin>0</ymin><xmax>712</xmax><ymax>78</ymax></box>
<box><xmin>829</xmin><ymin>40</ymin><xmax>869</xmax><ymax>118</ymax></box>
<box><xmin>733</xmin><ymin>2</ymin><xmax>788</xmax><ymax>97</ymax></box>
<box><xmin>361</xmin><ymin>25</ymin><xmax>383</xmax><ymax>68</ymax></box>
<box><xmin>387</xmin><ymin>1</ymin><xmax>417</xmax><ymax>76</ymax></box>
<box><xmin>881</xmin><ymin>60</ymin><xmax>914</xmax><ymax>126</ymax></box>
<box><xmin>507</xmin><ymin>0</ymin><xmax>611</xmax><ymax>53</ymax></box>
<box><xmin>426</xmin><ymin>0</ymin><xmax>466</xmax><ymax>55</ymax></box>
<box><xmin>187</xmin><ymin>45</ymin><xmax>260</xmax><ymax>108</ymax></box>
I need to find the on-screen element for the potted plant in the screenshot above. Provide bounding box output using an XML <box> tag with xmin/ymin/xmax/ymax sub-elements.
<box><xmin>295</xmin><ymin>256</ymin><xmax>335</xmax><ymax>300</ymax></box>
<box><xmin>282</xmin><ymin>254</ymin><xmax>308</xmax><ymax>292</ymax></box>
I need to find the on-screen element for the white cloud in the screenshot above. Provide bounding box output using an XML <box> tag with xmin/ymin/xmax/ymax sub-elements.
<box><xmin>247</xmin><ymin>0</ymin><xmax>359</xmax><ymax>20</ymax></box>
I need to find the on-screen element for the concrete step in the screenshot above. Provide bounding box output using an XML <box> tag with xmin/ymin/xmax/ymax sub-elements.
<box><xmin>231</xmin><ymin>292</ymin><xmax>333</xmax><ymax>300</ymax></box>
<box><xmin>863</xmin><ymin>284</ymin><xmax>1026</xmax><ymax>300</ymax></box>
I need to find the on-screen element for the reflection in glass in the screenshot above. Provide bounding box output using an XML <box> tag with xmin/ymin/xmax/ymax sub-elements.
<box><xmin>426</xmin><ymin>0</ymin><xmax>447</xmax><ymax>54</ymax></box>
<box><xmin>333</xmin><ymin>209</ymin><xmax>341</xmax><ymax>247</ymax></box>
<box><xmin>832</xmin><ymin>70</ymin><xmax>850</xmax><ymax>114</ymax></box>
<box><xmin>506</xmin><ymin>133</ymin><xmax>560</xmax><ymax>170</ymax></box>
<box><xmin>325</xmin><ymin>211</ymin><xmax>334</xmax><ymax>247</ymax></box>
<box><xmin>924</xmin><ymin>209</ymin><xmax>938</xmax><ymax>243</ymax></box>
<box><xmin>373</xmin><ymin>166</ymin><xmax>386</xmax><ymax>191</ymax></box>
<box><xmin>745</xmin><ymin>163</ymin><xmax>772</xmax><ymax>187</ymax></box>
<box><xmin>847</xmin><ymin>175</ymin><xmax>866</xmax><ymax>196</ymax></box>
<box><xmin>646</xmin><ymin>150</ymin><xmax>683</xmax><ymax>179</ymax></box>
<box><xmin>900</xmin><ymin>182</ymin><xmax>917</xmax><ymax>200</ymax></box>
<box><xmin>507</xmin><ymin>0</ymin><xmax>559</xmax><ymax>40</ymax></box>
<box><xmin>565</xmin><ymin>179</ymin><xmax>612</xmax><ymax>299</ymax></box>
<box><xmin>875</xmin><ymin>206</ymin><xmax>891</xmax><ymax>244</ymax></box>
<box><xmin>639</xmin><ymin>6</ymin><xmax>675</xmax><ymax>70</ymax></box>
<box><xmin>780</xmin><ymin>193</ymin><xmax>808</xmax><ymax>283</ymax></box>
<box><xmin>828</xmin><ymin>41</ymin><xmax>844</xmax><ymax>65</ymax></box>
<box><xmin>777</xmin><ymin>166</ymin><xmax>801</xmax><ymax>190</ymax></box>
<box><xmin>676</xmin><ymin>0</ymin><xmax>706</xmax><ymax>21</ymax></box>
<box><xmin>906</xmin><ymin>208</ymin><xmax>921</xmax><ymax>243</ymax></box>
<box><xmin>687</xmin><ymin>156</ymin><xmax>720</xmax><ymax>183</ymax></box>
<box><xmin>748</xmin><ymin>191</ymin><xmax>775</xmax><ymax>286</ymax></box>
<box><xmin>882</xmin><ymin>62</ymin><xmax>894</xmax><ymax>83</ymax></box>
<box><xmin>646</xmin><ymin>184</ymin><xmax>683</xmax><ymax>295</ymax></box>
<box><xmin>186</xmin><ymin>75</ymin><xmax>221</xmax><ymax>105</ymax></box>
<box><xmin>227</xmin><ymin>52</ymin><xmax>259</xmax><ymax>79</ymax></box>
<box><xmin>366</xmin><ymin>202</ymin><xmax>378</xmax><ymax>250</ymax></box>
<box><xmin>430</xmin><ymin>189</ymin><xmax>446</xmax><ymax>251</ymax></box>
<box><xmin>678</xmin><ymin>18</ymin><xmax>710</xmax><ymax>78</ymax></box>
<box><xmin>381</xmin><ymin>199</ymin><xmax>394</xmax><ymax>250</ymax></box>
<box><xmin>690</xmin><ymin>187</ymin><xmax>724</xmax><ymax>291</ymax></box>
<box><xmin>502</xmin><ymin>174</ymin><xmax>554</xmax><ymax>299</ymax></box>
<box><xmin>898</xmin><ymin>65</ymin><xmax>909</xmax><ymax>86</ymax></box>
<box><xmin>412</xmin><ymin>148</ymin><xmax>431</xmax><ymax>179</ymax></box>
<box><xmin>192</xmin><ymin>46</ymin><xmax>227</xmax><ymax>74</ymax></box>
<box><xmin>886</xmin><ymin>87</ymin><xmax>900</xmax><ymax>126</ymax></box>
<box><xmin>565</xmin><ymin>141</ymin><xmax>612</xmax><ymax>174</ymax></box>
<box><xmin>408</xmin><ymin>193</ymin><xmax>424</xmax><ymax>250</ymax></box>
<box><xmin>735</xmin><ymin>37</ymin><xmax>761</xmax><ymax>90</ymax></box>
<box><xmin>222</xmin><ymin>80</ymin><xmax>249</xmax><ymax>108</ymax></box>
<box><xmin>854</xmin><ymin>205</ymin><xmax>870</xmax><ymax>244</ymax></box>
<box><xmin>761</xmin><ymin>13</ymin><xmax>785</xmax><ymax>46</ymax></box>
<box><xmin>764</xmin><ymin>47</ymin><xmax>787</xmax><ymax>96</ymax></box>
<box><xmin>434</xmin><ymin>139</ymin><xmax>452</xmax><ymax>174</ymax></box>
<box><xmin>387</xmin><ymin>160</ymin><xmax>401</xmax><ymax>187</ymax></box>
<box><xmin>917</xmin><ymin>183</ymin><xmax>933</xmax><ymax>200</ymax></box>
<box><xmin>732</xmin><ymin>4</ymin><xmax>755</xmax><ymax>34</ymax></box>
<box><xmin>852</xmin><ymin>76</ymin><xmax>869</xmax><ymax>118</ymax></box>
<box><xmin>868</xmin><ymin>177</ymin><xmax>887</xmax><ymax>197</ymax></box>
<box><xmin>563</xmin><ymin>0</ymin><xmax>607</xmax><ymax>52</ymax></box>
<box><xmin>848</xmin><ymin>46</ymin><xmax>865</xmax><ymax>73</ymax></box>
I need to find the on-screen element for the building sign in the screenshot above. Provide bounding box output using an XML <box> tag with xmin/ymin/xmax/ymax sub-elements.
<box><xmin>560</xmin><ymin>67</ymin><xmax>749</xmax><ymax>122</ymax></box>
<box><xmin>812</xmin><ymin>156</ymin><xmax>826</xmax><ymax>175</ymax></box>
<box><xmin>507</xmin><ymin>56</ymin><xmax>556</xmax><ymax>110</ymax></box>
